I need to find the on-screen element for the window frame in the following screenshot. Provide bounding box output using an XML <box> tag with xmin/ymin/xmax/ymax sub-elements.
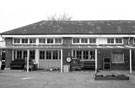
<box><xmin>89</xmin><ymin>38</ymin><xmax>96</xmax><ymax>44</ymax></box>
<box><xmin>72</xmin><ymin>38</ymin><xmax>80</xmax><ymax>44</ymax></box>
<box><xmin>107</xmin><ymin>38</ymin><xmax>115</xmax><ymax>44</ymax></box>
<box><xmin>13</xmin><ymin>38</ymin><xmax>21</xmax><ymax>44</ymax></box>
<box><xmin>133</xmin><ymin>38</ymin><xmax>135</xmax><ymax>44</ymax></box>
<box><xmin>72</xmin><ymin>50</ymin><xmax>95</xmax><ymax>61</ymax></box>
<box><xmin>115</xmin><ymin>38</ymin><xmax>123</xmax><ymax>44</ymax></box>
<box><xmin>55</xmin><ymin>38</ymin><xmax>62</xmax><ymax>44</ymax></box>
<box><xmin>46</xmin><ymin>38</ymin><xmax>54</xmax><ymax>44</ymax></box>
<box><xmin>21</xmin><ymin>38</ymin><xmax>29</xmax><ymax>44</ymax></box>
<box><xmin>39</xmin><ymin>38</ymin><xmax>46</xmax><ymax>44</ymax></box>
<box><xmin>29</xmin><ymin>38</ymin><xmax>36</xmax><ymax>44</ymax></box>
<box><xmin>107</xmin><ymin>38</ymin><xmax>123</xmax><ymax>44</ymax></box>
<box><xmin>81</xmin><ymin>38</ymin><xmax>88</xmax><ymax>44</ymax></box>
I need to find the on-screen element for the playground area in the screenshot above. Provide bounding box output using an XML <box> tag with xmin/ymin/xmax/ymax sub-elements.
<box><xmin>0</xmin><ymin>70</ymin><xmax>135</xmax><ymax>88</ymax></box>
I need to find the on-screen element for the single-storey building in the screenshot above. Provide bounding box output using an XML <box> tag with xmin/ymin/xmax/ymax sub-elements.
<box><xmin>1</xmin><ymin>20</ymin><xmax>135</xmax><ymax>73</ymax></box>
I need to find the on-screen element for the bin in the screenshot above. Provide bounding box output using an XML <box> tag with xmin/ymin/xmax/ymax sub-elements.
<box><xmin>63</xmin><ymin>65</ymin><xmax>70</xmax><ymax>72</ymax></box>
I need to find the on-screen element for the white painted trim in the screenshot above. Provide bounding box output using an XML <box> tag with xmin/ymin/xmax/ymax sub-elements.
<box><xmin>35</xmin><ymin>49</ymin><xmax>39</xmax><ymax>68</ymax></box>
<box><xmin>95</xmin><ymin>49</ymin><xmax>98</xmax><ymax>73</ymax></box>
<box><xmin>27</xmin><ymin>49</ymin><xmax>30</xmax><ymax>72</ymax></box>
<box><xmin>2</xmin><ymin>34</ymin><xmax>134</xmax><ymax>38</ymax></box>
<box><xmin>107</xmin><ymin>38</ymin><xmax>123</xmax><ymax>45</ymax></box>
<box><xmin>72</xmin><ymin>37</ymin><xmax>97</xmax><ymax>45</ymax></box>
<box><xmin>61</xmin><ymin>49</ymin><xmax>63</xmax><ymax>73</ymax></box>
<box><xmin>129</xmin><ymin>49</ymin><xmax>132</xmax><ymax>73</ymax></box>
<box><xmin>12</xmin><ymin>50</ymin><xmax>14</xmax><ymax>60</ymax></box>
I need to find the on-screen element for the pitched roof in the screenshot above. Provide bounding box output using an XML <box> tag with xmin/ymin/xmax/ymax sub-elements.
<box><xmin>1</xmin><ymin>20</ymin><xmax>135</xmax><ymax>35</ymax></box>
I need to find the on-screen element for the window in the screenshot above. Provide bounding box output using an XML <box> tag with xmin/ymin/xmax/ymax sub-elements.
<box><xmin>46</xmin><ymin>51</ymin><xmax>52</xmax><ymax>59</ymax></box>
<box><xmin>107</xmin><ymin>38</ymin><xmax>114</xmax><ymax>44</ymax></box>
<box><xmin>76</xmin><ymin>51</ymin><xmax>82</xmax><ymax>59</ymax></box>
<box><xmin>90</xmin><ymin>50</ymin><xmax>95</xmax><ymax>60</ymax></box>
<box><xmin>89</xmin><ymin>38</ymin><xmax>96</xmax><ymax>43</ymax></box>
<box><xmin>29</xmin><ymin>38</ymin><xmax>36</xmax><ymax>44</ymax></box>
<box><xmin>40</xmin><ymin>51</ymin><xmax>45</xmax><ymax>59</ymax></box>
<box><xmin>14</xmin><ymin>38</ymin><xmax>20</xmax><ymax>44</ymax></box>
<box><xmin>53</xmin><ymin>50</ymin><xmax>58</xmax><ymax>59</ymax></box>
<box><xmin>116</xmin><ymin>38</ymin><xmax>122</xmax><ymax>44</ymax></box>
<box><xmin>30</xmin><ymin>50</ymin><xmax>35</xmax><ymax>59</ymax></box>
<box><xmin>81</xmin><ymin>38</ymin><xmax>88</xmax><ymax>43</ymax></box>
<box><xmin>22</xmin><ymin>38</ymin><xmax>28</xmax><ymax>44</ymax></box>
<box><xmin>23</xmin><ymin>51</ymin><xmax>27</xmax><ymax>58</ymax></box>
<box><xmin>17</xmin><ymin>51</ymin><xmax>22</xmax><ymax>59</ymax></box>
<box><xmin>133</xmin><ymin>38</ymin><xmax>135</xmax><ymax>44</ymax></box>
<box><xmin>72</xmin><ymin>50</ymin><xmax>95</xmax><ymax>60</ymax></box>
<box><xmin>107</xmin><ymin>38</ymin><xmax>123</xmax><ymax>44</ymax></box>
<box><xmin>15</xmin><ymin>50</ymin><xmax>27</xmax><ymax>59</ymax></box>
<box><xmin>112</xmin><ymin>53</ymin><xmax>124</xmax><ymax>63</ymax></box>
<box><xmin>39</xmin><ymin>38</ymin><xmax>46</xmax><ymax>44</ymax></box>
<box><xmin>55</xmin><ymin>38</ymin><xmax>62</xmax><ymax>44</ymax></box>
<box><xmin>83</xmin><ymin>50</ymin><xmax>88</xmax><ymax>59</ymax></box>
<box><xmin>73</xmin><ymin>38</ymin><xmax>80</xmax><ymax>43</ymax></box>
<box><xmin>47</xmin><ymin>38</ymin><xmax>53</xmax><ymax>44</ymax></box>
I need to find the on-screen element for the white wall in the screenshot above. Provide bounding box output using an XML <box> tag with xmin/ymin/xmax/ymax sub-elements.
<box><xmin>97</xmin><ymin>37</ymin><xmax>107</xmax><ymax>45</ymax></box>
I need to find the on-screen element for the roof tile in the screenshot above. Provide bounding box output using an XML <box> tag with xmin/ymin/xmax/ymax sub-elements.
<box><xmin>1</xmin><ymin>20</ymin><xmax>135</xmax><ymax>35</ymax></box>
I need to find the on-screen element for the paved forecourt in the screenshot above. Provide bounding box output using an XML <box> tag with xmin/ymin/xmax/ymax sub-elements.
<box><xmin>0</xmin><ymin>70</ymin><xmax>135</xmax><ymax>88</ymax></box>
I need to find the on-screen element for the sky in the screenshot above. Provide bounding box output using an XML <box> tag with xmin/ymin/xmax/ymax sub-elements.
<box><xmin>0</xmin><ymin>0</ymin><xmax>135</xmax><ymax>34</ymax></box>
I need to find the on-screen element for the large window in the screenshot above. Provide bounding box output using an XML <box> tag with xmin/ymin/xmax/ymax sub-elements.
<box><xmin>40</xmin><ymin>50</ymin><xmax>61</xmax><ymax>60</ymax></box>
<box><xmin>112</xmin><ymin>53</ymin><xmax>124</xmax><ymax>63</ymax></box>
<box><xmin>72</xmin><ymin>50</ymin><xmax>95</xmax><ymax>60</ymax></box>
<box><xmin>15</xmin><ymin>50</ymin><xmax>27</xmax><ymax>59</ymax></box>
<box><xmin>14</xmin><ymin>50</ymin><xmax>35</xmax><ymax>59</ymax></box>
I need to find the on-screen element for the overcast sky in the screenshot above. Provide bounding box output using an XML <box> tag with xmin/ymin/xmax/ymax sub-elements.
<box><xmin>0</xmin><ymin>0</ymin><xmax>135</xmax><ymax>33</ymax></box>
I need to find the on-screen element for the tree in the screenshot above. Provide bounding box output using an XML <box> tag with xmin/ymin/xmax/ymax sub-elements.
<box><xmin>47</xmin><ymin>13</ymin><xmax>72</xmax><ymax>21</ymax></box>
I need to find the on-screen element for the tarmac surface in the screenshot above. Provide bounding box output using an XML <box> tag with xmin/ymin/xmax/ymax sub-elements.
<box><xmin>0</xmin><ymin>70</ymin><xmax>135</xmax><ymax>88</ymax></box>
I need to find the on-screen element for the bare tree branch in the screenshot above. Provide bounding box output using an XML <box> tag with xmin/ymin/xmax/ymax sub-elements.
<box><xmin>47</xmin><ymin>13</ymin><xmax>72</xmax><ymax>22</ymax></box>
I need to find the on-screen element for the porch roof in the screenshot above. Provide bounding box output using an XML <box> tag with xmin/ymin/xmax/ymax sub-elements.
<box><xmin>1</xmin><ymin>45</ymin><xmax>135</xmax><ymax>49</ymax></box>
